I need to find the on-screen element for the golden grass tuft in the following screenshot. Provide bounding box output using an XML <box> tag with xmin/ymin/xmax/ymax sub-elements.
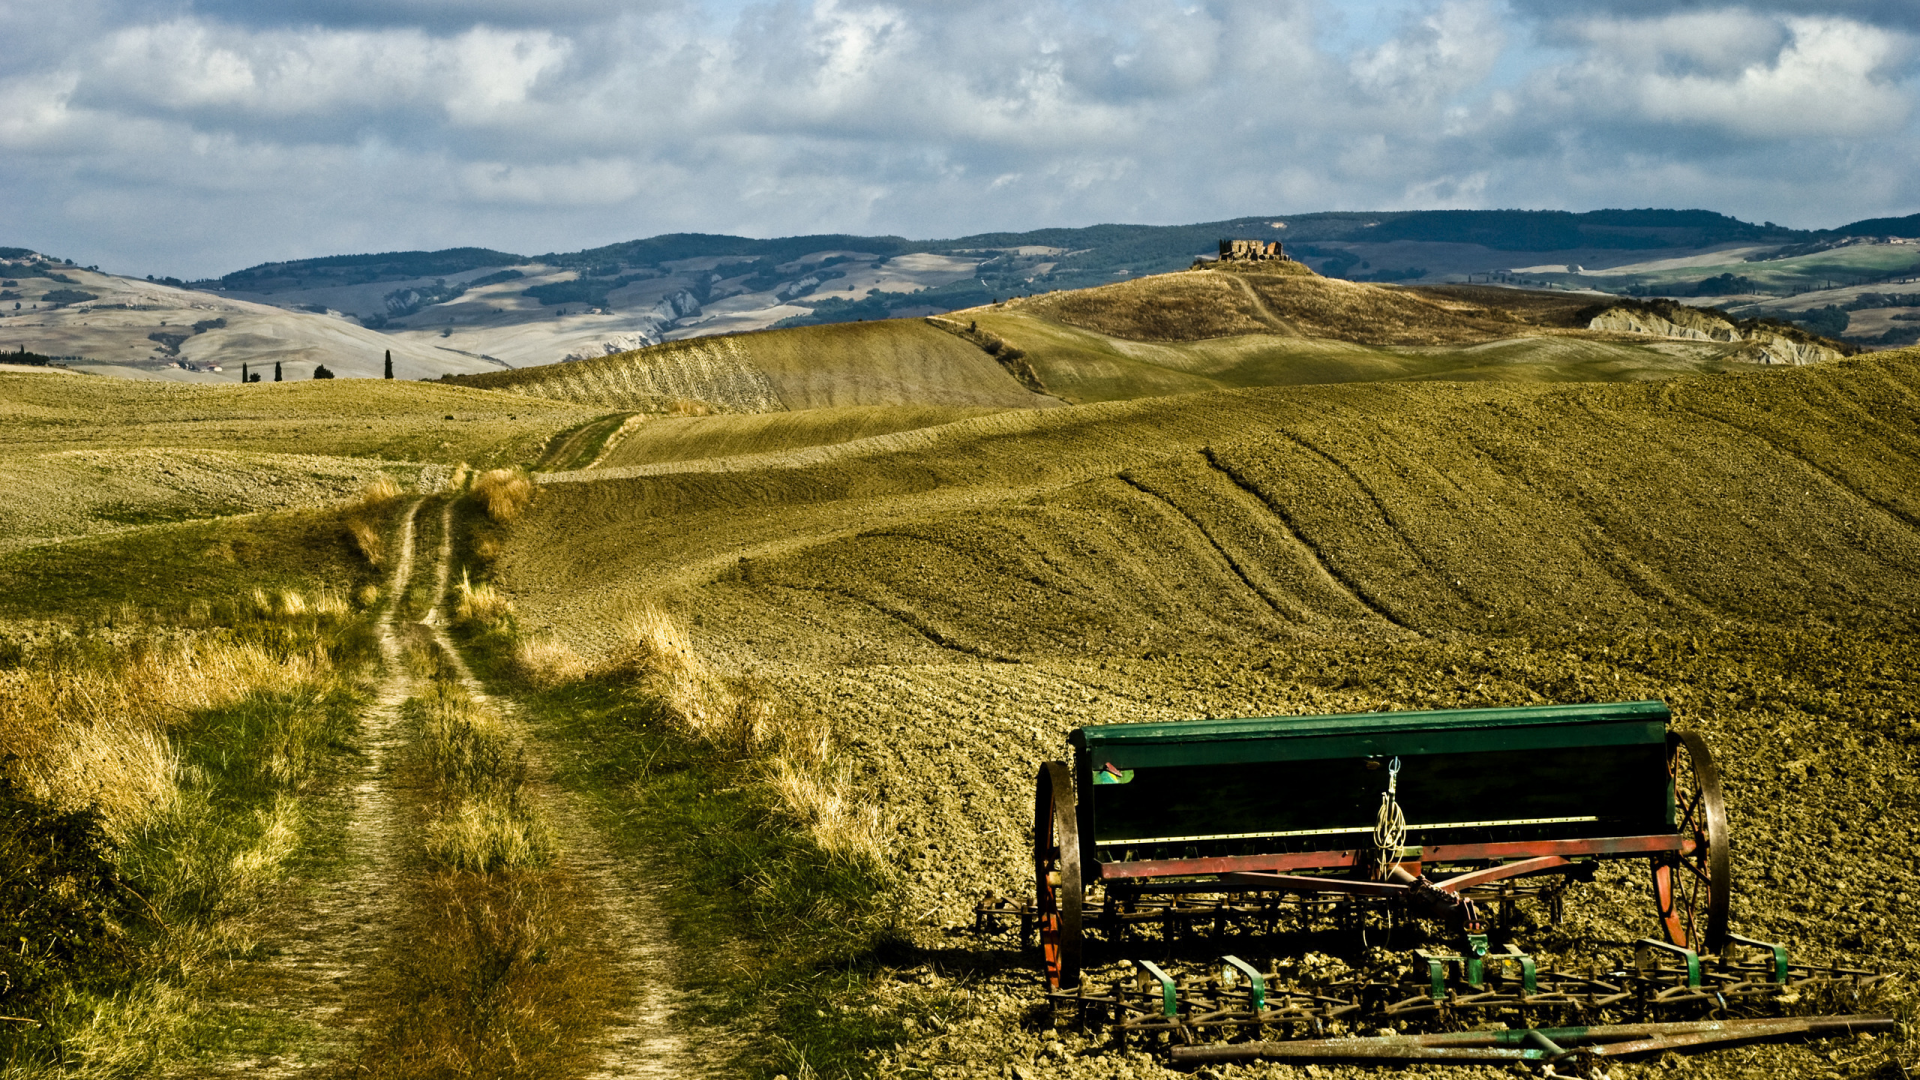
<box><xmin>424</xmin><ymin>795</ymin><xmax>551</xmax><ymax>873</ymax></box>
<box><xmin>511</xmin><ymin>635</ymin><xmax>588</xmax><ymax>689</ymax></box>
<box><xmin>454</xmin><ymin>569</ymin><xmax>513</xmax><ymax>627</ymax></box>
<box><xmin>472</xmin><ymin>534</ymin><xmax>503</xmax><ymax>564</ymax></box>
<box><xmin>597</xmin><ymin>605</ymin><xmax>701</xmax><ymax>681</ymax></box>
<box><xmin>344</xmin><ymin>474</ymin><xmax>406</xmax><ymax>567</ymax></box>
<box><xmin>592</xmin><ymin>606</ymin><xmax>735</xmax><ymax>731</ymax></box>
<box><xmin>763</xmin><ymin>755</ymin><xmax>890</xmax><ymax>870</ymax></box>
<box><xmin>472</xmin><ymin>467</ymin><xmax>533</xmax><ymax>523</ymax></box>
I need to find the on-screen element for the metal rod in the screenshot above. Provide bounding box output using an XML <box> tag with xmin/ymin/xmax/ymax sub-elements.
<box><xmin>1166</xmin><ymin>1015</ymin><xmax>1899</xmax><ymax>1067</ymax></box>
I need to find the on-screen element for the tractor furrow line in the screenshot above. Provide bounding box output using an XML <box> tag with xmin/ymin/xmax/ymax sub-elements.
<box><xmin>1198</xmin><ymin>444</ymin><xmax>1415</xmax><ymax>632</ymax></box>
<box><xmin>1115</xmin><ymin>469</ymin><xmax>1291</xmax><ymax>619</ymax></box>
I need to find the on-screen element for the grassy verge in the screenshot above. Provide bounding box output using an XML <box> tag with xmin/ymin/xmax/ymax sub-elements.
<box><xmin>0</xmin><ymin>597</ymin><xmax>381</xmax><ymax>1075</ymax></box>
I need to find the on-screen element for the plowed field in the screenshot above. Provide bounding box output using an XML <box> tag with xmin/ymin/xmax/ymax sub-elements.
<box><xmin>497</xmin><ymin>349</ymin><xmax>1920</xmax><ymax>1078</ymax></box>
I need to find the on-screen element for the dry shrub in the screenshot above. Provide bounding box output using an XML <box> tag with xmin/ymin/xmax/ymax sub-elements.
<box><xmin>312</xmin><ymin>589</ymin><xmax>350</xmax><ymax>618</ymax></box>
<box><xmin>356</xmin><ymin>584</ymin><xmax>382</xmax><ymax>608</ymax></box>
<box><xmin>276</xmin><ymin>589</ymin><xmax>307</xmax><ymax>618</ymax></box>
<box><xmin>453</xmin><ymin>569</ymin><xmax>513</xmax><ymax>628</ymax></box>
<box><xmin>512</xmin><ymin>635</ymin><xmax>587</xmax><ymax>689</ymax></box>
<box><xmin>471</xmin><ymin>467</ymin><xmax>533</xmax><ymax>523</ymax></box>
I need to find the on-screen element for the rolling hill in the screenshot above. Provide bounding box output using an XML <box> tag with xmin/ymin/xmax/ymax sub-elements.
<box><xmin>2</xmin><ymin>234</ymin><xmax>1917</xmax><ymax>1079</ymax></box>
<box><xmin>449</xmin><ymin>262</ymin><xmax>1847</xmax><ymax>427</ymax></box>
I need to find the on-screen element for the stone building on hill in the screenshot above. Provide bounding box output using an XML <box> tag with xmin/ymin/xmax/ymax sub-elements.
<box><xmin>1218</xmin><ymin>239</ymin><xmax>1288</xmax><ymax>261</ymax></box>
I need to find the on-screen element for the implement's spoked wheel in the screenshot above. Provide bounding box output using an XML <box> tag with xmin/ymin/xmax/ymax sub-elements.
<box><xmin>1653</xmin><ymin>730</ymin><xmax>1731</xmax><ymax>952</ymax></box>
<box><xmin>1034</xmin><ymin>761</ymin><xmax>1083</xmax><ymax>990</ymax></box>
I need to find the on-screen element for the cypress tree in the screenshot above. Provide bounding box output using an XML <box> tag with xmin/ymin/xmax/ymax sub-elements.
<box><xmin>241</xmin><ymin>362</ymin><xmax>249</xmax><ymax>383</ymax></box>
<box><xmin>274</xmin><ymin>361</ymin><xmax>282</xmax><ymax>382</ymax></box>
<box><xmin>384</xmin><ymin>349</ymin><xmax>393</xmax><ymax>379</ymax></box>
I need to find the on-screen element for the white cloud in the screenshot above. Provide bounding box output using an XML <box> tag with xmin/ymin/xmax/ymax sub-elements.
<box><xmin>1351</xmin><ymin>1</ymin><xmax>1507</xmax><ymax>103</ymax></box>
<box><xmin>1559</xmin><ymin>11</ymin><xmax>1911</xmax><ymax>137</ymax></box>
<box><xmin>1</xmin><ymin>0</ymin><xmax>1917</xmax><ymax>277</ymax></box>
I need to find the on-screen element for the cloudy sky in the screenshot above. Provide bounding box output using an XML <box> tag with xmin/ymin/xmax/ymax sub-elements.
<box><xmin>3</xmin><ymin>0</ymin><xmax>1917</xmax><ymax>278</ymax></box>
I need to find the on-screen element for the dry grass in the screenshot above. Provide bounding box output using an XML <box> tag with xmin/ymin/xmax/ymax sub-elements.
<box><xmin>344</xmin><ymin>475</ymin><xmax>406</xmax><ymax>568</ymax></box>
<box><xmin>763</xmin><ymin>754</ymin><xmax>890</xmax><ymax>871</ymax></box>
<box><xmin>471</xmin><ymin>467</ymin><xmax>533</xmax><ymax>524</ymax></box>
<box><xmin>593</xmin><ymin>606</ymin><xmax>727</xmax><ymax>731</ymax></box>
<box><xmin>511</xmin><ymin>635</ymin><xmax>588</xmax><ymax>689</ymax></box>
<box><xmin>408</xmin><ymin>678</ymin><xmax>549</xmax><ymax>873</ymax></box>
<box><xmin>354</xmin><ymin>871</ymin><xmax>612</xmax><ymax>1080</ymax></box>
<box><xmin>557</xmin><ymin>605</ymin><xmax>890</xmax><ymax>867</ymax></box>
<box><xmin>424</xmin><ymin>795</ymin><xmax>550</xmax><ymax>873</ymax></box>
<box><xmin>453</xmin><ymin>569</ymin><xmax>513</xmax><ymax>628</ymax></box>
<box><xmin>0</xmin><ymin>635</ymin><xmax>329</xmax><ymax>837</ymax></box>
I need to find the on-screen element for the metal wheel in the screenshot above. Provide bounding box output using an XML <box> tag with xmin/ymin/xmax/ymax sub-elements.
<box><xmin>1034</xmin><ymin>761</ymin><xmax>1083</xmax><ymax>989</ymax></box>
<box><xmin>1652</xmin><ymin>730</ymin><xmax>1730</xmax><ymax>952</ymax></box>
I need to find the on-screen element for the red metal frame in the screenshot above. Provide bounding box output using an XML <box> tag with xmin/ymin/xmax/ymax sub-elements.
<box><xmin>1096</xmin><ymin>834</ymin><xmax>1685</xmax><ymax>884</ymax></box>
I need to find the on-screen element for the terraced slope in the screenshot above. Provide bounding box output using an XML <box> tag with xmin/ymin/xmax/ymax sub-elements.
<box><xmin>592</xmin><ymin>405</ymin><xmax>1009</xmax><ymax>469</ymax></box>
<box><xmin>453</xmin><ymin>320</ymin><xmax>1057</xmax><ymax>413</ymax></box>
<box><xmin>508</xmin><ymin>351</ymin><xmax>1920</xmax><ymax>657</ymax></box>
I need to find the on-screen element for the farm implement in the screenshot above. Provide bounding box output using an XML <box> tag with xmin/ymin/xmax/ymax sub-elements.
<box><xmin>976</xmin><ymin>700</ymin><xmax>1899</xmax><ymax>1069</ymax></box>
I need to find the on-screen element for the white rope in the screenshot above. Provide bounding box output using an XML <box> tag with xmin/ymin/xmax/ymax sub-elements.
<box><xmin>1374</xmin><ymin>757</ymin><xmax>1406</xmax><ymax>879</ymax></box>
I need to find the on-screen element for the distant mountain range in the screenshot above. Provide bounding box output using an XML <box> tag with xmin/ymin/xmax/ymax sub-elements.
<box><xmin>7</xmin><ymin>208</ymin><xmax>1920</xmax><ymax>384</ymax></box>
<box><xmin>196</xmin><ymin>207</ymin><xmax>1920</xmax><ymax>294</ymax></box>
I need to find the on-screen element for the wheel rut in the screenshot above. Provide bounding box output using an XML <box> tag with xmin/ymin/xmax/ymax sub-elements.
<box><xmin>419</xmin><ymin>498</ymin><xmax>707</xmax><ymax>1079</ymax></box>
<box><xmin>220</xmin><ymin>499</ymin><xmax>427</xmax><ymax>1076</ymax></box>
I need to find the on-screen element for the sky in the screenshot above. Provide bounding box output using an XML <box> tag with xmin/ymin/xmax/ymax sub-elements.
<box><xmin>3</xmin><ymin>0</ymin><xmax>1917</xmax><ymax>279</ymax></box>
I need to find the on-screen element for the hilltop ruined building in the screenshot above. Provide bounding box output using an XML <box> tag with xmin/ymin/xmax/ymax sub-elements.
<box><xmin>1218</xmin><ymin>239</ymin><xmax>1290</xmax><ymax>262</ymax></box>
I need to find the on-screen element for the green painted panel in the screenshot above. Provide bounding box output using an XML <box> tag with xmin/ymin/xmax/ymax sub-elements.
<box><xmin>1071</xmin><ymin>700</ymin><xmax>1669</xmax><ymax>770</ymax></box>
<box><xmin>1070</xmin><ymin>701</ymin><xmax>1674</xmax><ymax>850</ymax></box>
